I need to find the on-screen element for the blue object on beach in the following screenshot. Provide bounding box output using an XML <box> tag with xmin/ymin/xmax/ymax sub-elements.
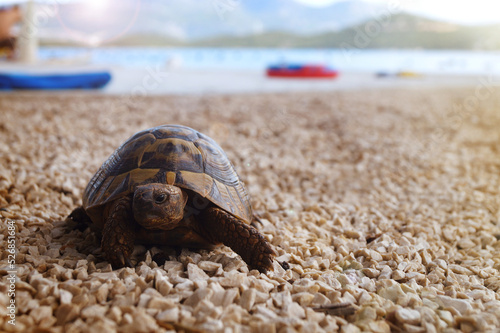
<box><xmin>268</xmin><ymin>64</ymin><xmax>305</xmax><ymax>71</ymax></box>
<box><xmin>0</xmin><ymin>71</ymin><xmax>112</xmax><ymax>90</ymax></box>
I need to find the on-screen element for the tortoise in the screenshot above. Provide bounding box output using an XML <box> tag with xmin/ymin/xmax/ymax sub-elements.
<box><xmin>69</xmin><ymin>124</ymin><xmax>276</xmax><ymax>273</ymax></box>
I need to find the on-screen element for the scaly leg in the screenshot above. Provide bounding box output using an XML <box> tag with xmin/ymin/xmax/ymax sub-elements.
<box><xmin>101</xmin><ymin>196</ymin><xmax>136</xmax><ymax>268</ymax></box>
<box><xmin>200</xmin><ymin>207</ymin><xmax>276</xmax><ymax>273</ymax></box>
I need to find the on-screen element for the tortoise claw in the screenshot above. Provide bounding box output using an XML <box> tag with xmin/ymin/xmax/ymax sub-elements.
<box><xmin>114</xmin><ymin>252</ymin><xmax>126</xmax><ymax>268</ymax></box>
<box><xmin>124</xmin><ymin>256</ymin><xmax>133</xmax><ymax>268</ymax></box>
<box><xmin>110</xmin><ymin>251</ymin><xmax>133</xmax><ymax>269</ymax></box>
<box><xmin>118</xmin><ymin>252</ymin><xmax>127</xmax><ymax>266</ymax></box>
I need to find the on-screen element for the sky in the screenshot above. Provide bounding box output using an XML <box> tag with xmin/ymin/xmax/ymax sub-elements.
<box><xmin>293</xmin><ymin>0</ymin><xmax>500</xmax><ymax>25</ymax></box>
<box><xmin>1</xmin><ymin>0</ymin><xmax>499</xmax><ymax>27</ymax></box>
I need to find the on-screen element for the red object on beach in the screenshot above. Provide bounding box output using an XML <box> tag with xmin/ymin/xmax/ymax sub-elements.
<box><xmin>266</xmin><ymin>64</ymin><xmax>339</xmax><ymax>79</ymax></box>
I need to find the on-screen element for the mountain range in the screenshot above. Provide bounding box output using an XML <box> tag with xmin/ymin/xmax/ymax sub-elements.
<box><xmin>36</xmin><ymin>0</ymin><xmax>500</xmax><ymax>50</ymax></box>
<box><xmin>40</xmin><ymin>0</ymin><xmax>386</xmax><ymax>40</ymax></box>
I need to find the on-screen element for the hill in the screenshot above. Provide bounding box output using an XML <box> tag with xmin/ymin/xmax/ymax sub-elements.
<box><xmin>38</xmin><ymin>5</ymin><xmax>500</xmax><ymax>50</ymax></box>
<box><xmin>183</xmin><ymin>14</ymin><xmax>500</xmax><ymax>50</ymax></box>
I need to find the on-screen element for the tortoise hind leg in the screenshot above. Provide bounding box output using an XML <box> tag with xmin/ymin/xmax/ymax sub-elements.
<box><xmin>101</xmin><ymin>196</ymin><xmax>136</xmax><ymax>268</ymax></box>
<box><xmin>200</xmin><ymin>207</ymin><xmax>276</xmax><ymax>273</ymax></box>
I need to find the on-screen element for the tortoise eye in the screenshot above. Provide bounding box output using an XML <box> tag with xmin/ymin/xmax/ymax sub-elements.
<box><xmin>154</xmin><ymin>193</ymin><xmax>167</xmax><ymax>204</ymax></box>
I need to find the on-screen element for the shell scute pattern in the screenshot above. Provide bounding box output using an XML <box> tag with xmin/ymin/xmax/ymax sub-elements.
<box><xmin>83</xmin><ymin>125</ymin><xmax>252</xmax><ymax>226</ymax></box>
<box><xmin>139</xmin><ymin>138</ymin><xmax>203</xmax><ymax>173</ymax></box>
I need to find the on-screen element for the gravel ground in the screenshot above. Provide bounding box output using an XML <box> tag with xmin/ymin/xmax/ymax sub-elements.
<box><xmin>1</xmin><ymin>88</ymin><xmax>500</xmax><ymax>332</ymax></box>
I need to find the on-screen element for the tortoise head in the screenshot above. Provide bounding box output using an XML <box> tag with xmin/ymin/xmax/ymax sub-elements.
<box><xmin>132</xmin><ymin>183</ymin><xmax>188</xmax><ymax>230</ymax></box>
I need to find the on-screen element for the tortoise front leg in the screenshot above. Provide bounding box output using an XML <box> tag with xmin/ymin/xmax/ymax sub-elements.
<box><xmin>101</xmin><ymin>196</ymin><xmax>136</xmax><ymax>268</ymax></box>
<box><xmin>200</xmin><ymin>207</ymin><xmax>276</xmax><ymax>273</ymax></box>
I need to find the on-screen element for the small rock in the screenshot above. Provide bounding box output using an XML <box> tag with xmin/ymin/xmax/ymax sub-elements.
<box><xmin>157</xmin><ymin>307</ymin><xmax>179</xmax><ymax>323</ymax></box>
<box><xmin>345</xmin><ymin>230</ymin><xmax>361</xmax><ymax>238</ymax></box>
<box><xmin>310</xmin><ymin>293</ymin><xmax>330</xmax><ymax>307</ymax></box>
<box><xmin>143</xmin><ymin>287</ymin><xmax>162</xmax><ymax>298</ymax></box>
<box><xmin>188</xmin><ymin>263</ymin><xmax>210</xmax><ymax>280</ymax></box>
<box><xmin>434</xmin><ymin>259</ymin><xmax>447</xmax><ymax>270</ymax></box>
<box><xmin>436</xmin><ymin>295</ymin><xmax>473</xmax><ymax>315</ymax></box>
<box><xmin>219</xmin><ymin>272</ymin><xmax>247</xmax><ymax>288</ymax></box>
<box><xmin>193</xmin><ymin>299</ymin><xmax>221</xmax><ymax>321</ymax></box>
<box><xmin>442</xmin><ymin>229</ymin><xmax>455</xmax><ymax>242</ymax></box>
<box><xmin>47</xmin><ymin>264</ymin><xmax>66</xmax><ymax>279</ymax></box>
<box><xmin>396</xmin><ymin>246</ymin><xmax>411</xmax><ymax>255</ymax></box>
<box><xmin>340</xmin><ymin>324</ymin><xmax>361</xmax><ymax>333</ymax></box>
<box><xmin>81</xmin><ymin>304</ymin><xmax>107</xmax><ymax>319</ymax></box>
<box><xmin>357</xmin><ymin>306</ymin><xmax>377</xmax><ymax>321</ymax></box>
<box><xmin>96</xmin><ymin>283</ymin><xmax>109</xmax><ymax>304</ymax></box>
<box><xmin>367</xmin><ymin>320</ymin><xmax>391</xmax><ymax>333</ymax></box>
<box><xmin>239</xmin><ymin>288</ymin><xmax>257</xmax><ymax>311</ymax></box>
<box><xmin>437</xmin><ymin>310</ymin><xmax>453</xmax><ymax>325</ymax></box>
<box><xmin>59</xmin><ymin>289</ymin><xmax>73</xmax><ymax>304</ymax></box>
<box><xmin>292</xmin><ymin>292</ymin><xmax>315</xmax><ymax>306</ymax></box>
<box><xmin>362</xmin><ymin>268</ymin><xmax>380</xmax><ymax>278</ymax></box>
<box><xmin>155</xmin><ymin>277</ymin><xmax>173</xmax><ymax>296</ymax></box>
<box><xmin>91</xmin><ymin>272</ymin><xmax>119</xmax><ymax>282</ymax></box>
<box><xmin>252</xmin><ymin>278</ymin><xmax>276</xmax><ymax>293</ymax></box>
<box><xmin>392</xmin><ymin>270</ymin><xmax>405</xmax><ymax>280</ymax></box>
<box><xmin>405</xmin><ymin>272</ymin><xmax>425</xmax><ymax>282</ymax></box>
<box><xmin>107</xmin><ymin>306</ymin><xmax>122</xmax><ymax>322</ymax></box>
<box><xmin>76</xmin><ymin>259</ymin><xmax>88</xmax><ymax>268</ymax></box>
<box><xmin>370</xmin><ymin>251</ymin><xmax>383</xmax><ymax>261</ymax></box>
<box><xmin>137</xmin><ymin>293</ymin><xmax>152</xmax><ymax>308</ymax></box>
<box><xmin>255</xmin><ymin>305</ymin><xmax>278</xmax><ymax>319</ymax></box>
<box><xmin>255</xmin><ymin>290</ymin><xmax>270</xmax><ymax>304</ymax></box>
<box><xmin>184</xmin><ymin>288</ymin><xmax>214</xmax><ymax>307</ymax></box>
<box><xmin>449</xmin><ymin>264</ymin><xmax>472</xmax><ymax>275</ymax></box>
<box><xmin>378</xmin><ymin>266</ymin><xmax>392</xmax><ymax>280</ymax></box>
<box><xmin>30</xmin><ymin>305</ymin><xmax>52</xmax><ymax>323</ymax></box>
<box><xmin>175</xmin><ymin>280</ymin><xmax>194</xmax><ymax>294</ymax></box>
<box><xmin>221</xmin><ymin>288</ymin><xmax>239</xmax><ymax>307</ymax></box>
<box><xmin>112</xmin><ymin>293</ymin><xmax>136</xmax><ymax>307</ymax></box>
<box><xmin>147</xmin><ymin>296</ymin><xmax>175</xmax><ymax>311</ymax></box>
<box><xmin>135</xmin><ymin>277</ymin><xmax>149</xmax><ymax>292</ymax></box>
<box><xmin>422</xmin><ymin>298</ymin><xmax>440</xmax><ymax>311</ymax></box>
<box><xmin>88</xmin><ymin>318</ymin><xmax>118</xmax><ymax>332</ymax></box>
<box><xmin>120</xmin><ymin>310</ymin><xmax>159</xmax><ymax>332</ymax></box>
<box><xmin>283</xmin><ymin>301</ymin><xmax>306</xmax><ymax>319</ymax></box>
<box><xmin>395</xmin><ymin>308</ymin><xmax>421</xmax><ymax>324</ymax></box>
<box><xmin>402</xmin><ymin>324</ymin><xmax>426</xmax><ymax>333</ymax></box>
<box><xmin>378</xmin><ymin>283</ymin><xmax>406</xmax><ymax>303</ymax></box>
<box><xmin>122</xmin><ymin>313</ymin><xmax>134</xmax><ymax>325</ymax></box>
<box><xmin>198</xmin><ymin>261</ymin><xmax>223</xmax><ymax>274</ymax></box>
<box><xmin>457</xmin><ymin>238</ymin><xmax>476</xmax><ymax>249</ymax></box>
<box><xmin>293</xmin><ymin>278</ymin><xmax>318</xmax><ymax>293</ymax></box>
<box><xmin>55</xmin><ymin>303</ymin><xmax>79</xmax><ymax>325</ymax></box>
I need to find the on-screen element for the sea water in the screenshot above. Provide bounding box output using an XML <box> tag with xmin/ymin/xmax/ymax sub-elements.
<box><xmin>38</xmin><ymin>47</ymin><xmax>500</xmax><ymax>75</ymax></box>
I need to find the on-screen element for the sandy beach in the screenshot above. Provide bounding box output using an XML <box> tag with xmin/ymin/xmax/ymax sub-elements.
<box><xmin>1</xmin><ymin>86</ymin><xmax>500</xmax><ymax>332</ymax></box>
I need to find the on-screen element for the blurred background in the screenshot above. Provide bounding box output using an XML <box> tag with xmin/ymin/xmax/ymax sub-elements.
<box><xmin>1</xmin><ymin>0</ymin><xmax>500</xmax><ymax>94</ymax></box>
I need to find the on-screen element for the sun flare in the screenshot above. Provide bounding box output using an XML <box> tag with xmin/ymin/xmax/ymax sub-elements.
<box><xmin>84</xmin><ymin>0</ymin><xmax>111</xmax><ymax>12</ymax></box>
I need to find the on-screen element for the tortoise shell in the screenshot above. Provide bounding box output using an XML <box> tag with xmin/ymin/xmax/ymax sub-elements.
<box><xmin>82</xmin><ymin>124</ymin><xmax>252</xmax><ymax>227</ymax></box>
